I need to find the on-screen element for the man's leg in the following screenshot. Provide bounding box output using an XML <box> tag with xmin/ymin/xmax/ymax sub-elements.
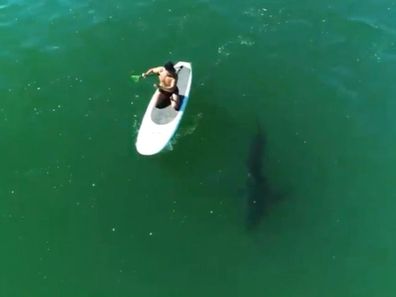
<box><xmin>156</xmin><ymin>92</ymin><xmax>171</xmax><ymax>108</ymax></box>
<box><xmin>170</xmin><ymin>93</ymin><xmax>180</xmax><ymax>110</ymax></box>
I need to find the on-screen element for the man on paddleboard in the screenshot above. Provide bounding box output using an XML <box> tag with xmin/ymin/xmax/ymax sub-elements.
<box><xmin>142</xmin><ymin>61</ymin><xmax>180</xmax><ymax>110</ymax></box>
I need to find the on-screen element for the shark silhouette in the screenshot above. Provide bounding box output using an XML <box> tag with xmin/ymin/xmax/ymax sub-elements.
<box><xmin>245</xmin><ymin>123</ymin><xmax>268</xmax><ymax>230</ymax></box>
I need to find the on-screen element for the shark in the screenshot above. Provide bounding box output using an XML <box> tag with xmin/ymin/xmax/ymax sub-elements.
<box><xmin>245</xmin><ymin>123</ymin><xmax>269</xmax><ymax>230</ymax></box>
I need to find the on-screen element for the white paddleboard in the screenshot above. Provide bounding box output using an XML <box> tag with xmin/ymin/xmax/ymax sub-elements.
<box><xmin>135</xmin><ymin>61</ymin><xmax>193</xmax><ymax>155</ymax></box>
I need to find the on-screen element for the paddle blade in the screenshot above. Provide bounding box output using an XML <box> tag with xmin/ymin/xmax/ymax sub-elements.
<box><xmin>130</xmin><ymin>74</ymin><xmax>141</xmax><ymax>82</ymax></box>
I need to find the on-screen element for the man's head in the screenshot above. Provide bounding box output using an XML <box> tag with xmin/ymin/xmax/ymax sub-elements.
<box><xmin>164</xmin><ymin>61</ymin><xmax>176</xmax><ymax>73</ymax></box>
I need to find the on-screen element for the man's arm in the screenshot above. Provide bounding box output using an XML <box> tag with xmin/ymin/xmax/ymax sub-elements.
<box><xmin>142</xmin><ymin>66</ymin><xmax>162</xmax><ymax>77</ymax></box>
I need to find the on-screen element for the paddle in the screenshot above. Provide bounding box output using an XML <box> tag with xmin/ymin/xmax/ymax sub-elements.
<box><xmin>130</xmin><ymin>74</ymin><xmax>143</xmax><ymax>83</ymax></box>
<box><xmin>130</xmin><ymin>65</ymin><xmax>183</xmax><ymax>83</ymax></box>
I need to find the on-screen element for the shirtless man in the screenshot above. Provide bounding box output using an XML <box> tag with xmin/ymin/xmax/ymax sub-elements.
<box><xmin>142</xmin><ymin>61</ymin><xmax>180</xmax><ymax>110</ymax></box>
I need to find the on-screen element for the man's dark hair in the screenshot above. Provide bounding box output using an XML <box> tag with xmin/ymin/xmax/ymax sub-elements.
<box><xmin>164</xmin><ymin>61</ymin><xmax>176</xmax><ymax>73</ymax></box>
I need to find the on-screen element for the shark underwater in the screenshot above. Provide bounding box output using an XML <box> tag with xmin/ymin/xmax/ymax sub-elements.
<box><xmin>244</xmin><ymin>123</ymin><xmax>270</xmax><ymax>230</ymax></box>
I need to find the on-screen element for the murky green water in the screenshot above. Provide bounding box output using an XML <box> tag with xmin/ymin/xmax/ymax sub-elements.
<box><xmin>1</xmin><ymin>0</ymin><xmax>396</xmax><ymax>296</ymax></box>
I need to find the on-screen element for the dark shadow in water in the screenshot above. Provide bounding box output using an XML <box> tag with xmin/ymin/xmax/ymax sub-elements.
<box><xmin>244</xmin><ymin>121</ymin><xmax>281</xmax><ymax>231</ymax></box>
<box><xmin>144</xmin><ymin>88</ymin><xmax>286</xmax><ymax>232</ymax></box>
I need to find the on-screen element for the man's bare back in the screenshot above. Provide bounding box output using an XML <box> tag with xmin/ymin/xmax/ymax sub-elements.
<box><xmin>142</xmin><ymin>62</ymin><xmax>180</xmax><ymax>110</ymax></box>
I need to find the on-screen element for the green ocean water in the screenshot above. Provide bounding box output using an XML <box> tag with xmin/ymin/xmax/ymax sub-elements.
<box><xmin>1</xmin><ymin>0</ymin><xmax>396</xmax><ymax>296</ymax></box>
